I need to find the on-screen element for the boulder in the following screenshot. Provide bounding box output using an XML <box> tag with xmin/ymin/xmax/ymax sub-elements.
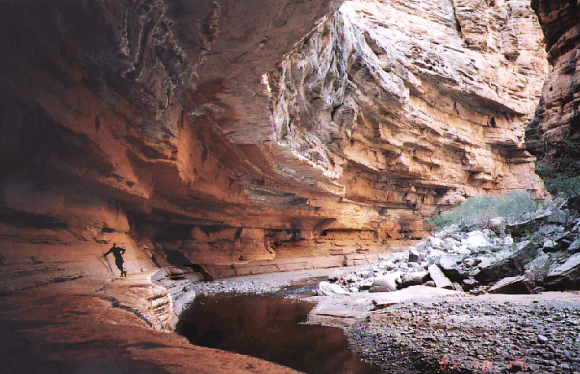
<box><xmin>358</xmin><ymin>270</ymin><xmax>371</xmax><ymax>279</ymax></box>
<box><xmin>538</xmin><ymin>224</ymin><xmax>565</xmax><ymax>237</ymax></box>
<box><xmin>465</xmin><ymin>231</ymin><xmax>489</xmax><ymax>249</ymax></box>
<box><xmin>487</xmin><ymin>217</ymin><xmax>504</xmax><ymax>231</ymax></box>
<box><xmin>409</xmin><ymin>262</ymin><xmax>425</xmax><ymax>271</ymax></box>
<box><xmin>442</xmin><ymin>237</ymin><xmax>460</xmax><ymax>252</ymax></box>
<box><xmin>438</xmin><ymin>254</ymin><xmax>465</xmax><ymax>280</ymax></box>
<box><xmin>455</xmin><ymin>247</ymin><xmax>472</xmax><ymax>256</ymax></box>
<box><xmin>369</xmin><ymin>271</ymin><xmax>402</xmax><ymax>293</ymax></box>
<box><xmin>426</xmin><ymin>249</ymin><xmax>445</xmax><ymax>265</ymax></box>
<box><xmin>547</xmin><ymin>209</ymin><xmax>573</xmax><ymax>225</ymax></box>
<box><xmin>451</xmin><ymin>233</ymin><xmax>464</xmax><ymax>241</ymax></box>
<box><xmin>428</xmin><ymin>237</ymin><xmax>444</xmax><ymax>248</ymax></box>
<box><xmin>380</xmin><ymin>260</ymin><xmax>396</xmax><ymax>271</ymax></box>
<box><xmin>401</xmin><ymin>271</ymin><xmax>429</xmax><ymax>287</ymax></box>
<box><xmin>408</xmin><ymin>249</ymin><xmax>421</xmax><ymax>262</ymax></box>
<box><xmin>474</xmin><ymin>240</ymin><xmax>540</xmax><ymax>284</ymax></box>
<box><xmin>572</xmin><ymin>219</ymin><xmax>580</xmax><ymax>233</ymax></box>
<box><xmin>506</xmin><ymin>219</ymin><xmax>538</xmax><ymax>237</ymax></box>
<box><xmin>543</xmin><ymin>239</ymin><xmax>557</xmax><ymax>250</ymax></box>
<box><xmin>488</xmin><ymin>275</ymin><xmax>533</xmax><ymax>294</ymax></box>
<box><xmin>390</xmin><ymin>252</ymin><xmax>408</xmax><ymax>263</ymax></box>
<box><xmin>524</xmin><ymin>252</ymin><xmax>550</xmax><ymax>283</ymax></box>
<box><xmin>503</xmin><ymin>235</ymin><xmax>514</xmax><ymax>246</ymax></box>
<box><xmin>568</xmin><ymin>238</ymin><xmax>580</xmax><ymax>253</ymax></box>
<box><xmin>462</xmin><ymin>278</ymin><xmax>480</xmax><ymax>291</ymax></box>
<box><xmin>359</xmin><ymin>278</ymin><xmax>374</xmax><ymax>290</ymax></box>
<box><xmin>544</xmin><ymin>252</ymin><xmax>580</xmax><ymax>290</ymax></box>
<box><xmin>463</xmin><ymin>258</ymin><xmax>477</xmax><ymax>268</ymax></box>
<box><xmin>344</xmin><ymin>273</ymin><xmax>358</xmax><ymax>283</ymax></box>
<box><xmin>317</xmin><ymin>281</ymin><xmax>350</xmax><ymax>296</ymax></box>
<box><xmin>328</xmin><ymin>270</ymin><xmax>343</xmax><ymax>282</ymax></box>
<box><xmin>428</xmin><ymin>264</ymin><xmax>453</xmax><ymax>289</ymax></box>
<box><xmin>433</xmin><ymin>225</ymin><xmax>461</xmax><ymax>239</ymax></box>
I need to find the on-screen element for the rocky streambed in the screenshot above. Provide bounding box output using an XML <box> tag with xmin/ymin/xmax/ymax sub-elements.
<box><xmin>145</xmin><ymin>198</ymin><xmax>580</xmax><ymax>373</ymax></box>
<box><xmin>306</xmin><ymin>197</ymin><xmax>580</xmax><ymax>373</ymax></box>
<box><xmin>347</xmin><ymin>293</ymin><xmax>580</xmax><ymax>373</ymax></box>
<box><xmin>160</xmin><ymin>268</ymin><xmax>580</xmax><ymax>374</ymax></box>
<box><xmin>322</xmin><ymin>198</ymin><xmax>580</xmax><ymax>297</ymax></box>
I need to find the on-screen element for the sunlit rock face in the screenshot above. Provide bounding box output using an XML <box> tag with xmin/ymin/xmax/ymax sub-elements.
<box><xmin>268</xmin><ymin>0</ymin><xmax>548</xmax><ymax>204</ymax></box>
<box><xmin>0</xmin><ymin>0</ymin><xmax>547</xmax><ymax>279</ymax></box>
<box><xmin>264</xmin><ymin>0</ymin><xmax>548</xmax><ymax>253</ymax></box>
<box><xmin>525</xmin><ymin>0</ymin><xmax>580</xmax><ymax>177</ymax></box>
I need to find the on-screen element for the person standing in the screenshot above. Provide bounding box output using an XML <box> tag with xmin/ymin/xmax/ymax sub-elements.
<box><xmin>104</xmin><ymin>243</ymin><xmax>127</xmax><ymax>277</ymax></box>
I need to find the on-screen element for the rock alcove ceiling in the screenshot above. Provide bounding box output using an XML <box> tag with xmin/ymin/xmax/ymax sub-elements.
<box><xmin>0</xmin><ymin>0</ymin><xmax>556</xmax><ymax>282</ymax></box>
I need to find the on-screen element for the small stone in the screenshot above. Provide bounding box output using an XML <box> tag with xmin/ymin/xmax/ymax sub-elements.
<box><xmin>463</xmin><ymin>258</ymin><xmax>476</xmax><ymax>267</ymax></box>
<box><xmin>537</xmin><ymin>334</ymin><xmax>549</xmax><ymax>344</ymax></box>
<box><xmin>369</xmin><ymin>271</ymin><xmax>402</xmax><ymax>292</ymax></box>
<box><xmin>567</xmin><ymin>238</ymin><xmax>580</xmax><ymax>252</ymax></box>
<box><xmin>317</xmin><ymin>281</ymin><xmax>349</xmax><ymax>296</ymax></box>
<box><xmin>381</xmin><ymin>260</ymin><xmax>396</xmax><ymax>271</ymax></box>
<box><xmin>543</xmin><ymin>239</ymin><xmax>557</xmax><ymax>249</ymax></box>
<box><xmin>488</xmin><ymin>217</ymin><xmax>504</xmax><ymax>230</ymax></box>
<box><xmin>428</xmin><ymin>237</ymin><xmax>443</xmax><ymax>248</ymax></box>
<box><xmin>466</xmin><ymin>232</ymin><xmax>488</xmax><ymax>249</ymax></box>
<box><xmin>408</xmin><ymin>249</ymin><xmax>420</xmax><ymax>262</ymax></box>
<box><xmin>359</xmin><ymin>270</ymin><xmax>371</xmax><ymax>279</ymax></box>
<box><xmin>560</xmin><ymin>363</ymin><xmax>571</xmax><ymax>370</ymax></box>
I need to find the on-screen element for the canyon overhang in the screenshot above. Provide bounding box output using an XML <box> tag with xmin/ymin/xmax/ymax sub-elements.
<box><xmin>0</xmin><ymin>0</ymin><xmax>549</xmax><ymax>278</ymax></box>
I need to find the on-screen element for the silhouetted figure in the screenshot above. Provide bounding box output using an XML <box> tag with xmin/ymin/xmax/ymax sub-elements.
<box><xmin>104</xmin><ymin>243</ymin><xmax>127</xmax><ymax>277</ymax></box>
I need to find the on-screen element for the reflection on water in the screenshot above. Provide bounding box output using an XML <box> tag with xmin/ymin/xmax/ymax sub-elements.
<box><xmin>177</xmin><ymin>294</ymin><xmax>383</xmax><ymax>374</ymax></box>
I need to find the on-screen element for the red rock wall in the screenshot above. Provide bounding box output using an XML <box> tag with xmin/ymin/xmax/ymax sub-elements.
<box><xmin>526</xmin><ymin>0</ymin><xmax>580</xmax><ymax>182</ymax></box>
<box><xmin>0</xmin><ymin>0</ymin><xmax>548</xmax><ymax>280</ymax></box>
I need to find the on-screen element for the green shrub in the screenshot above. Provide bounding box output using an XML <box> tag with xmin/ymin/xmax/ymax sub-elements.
<box><xmin>534</xmin><ymin>138</ymin><xmax>580</xmax><ymax>199</ymax></box>
<box><xmin>535</xmin><ymin>160</ymin><xmax>580</xmax><ymax>199</ymax></box>
<box><xmin>427</xmin><ymin>191</ymin><xmax>544</xmax><ymax>230</ymax></box>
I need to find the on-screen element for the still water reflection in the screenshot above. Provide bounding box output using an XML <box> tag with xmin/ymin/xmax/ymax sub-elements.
<box><xmin>177</xmin><ymin>294</ymin><xmax>383</xmax><ymax>374</ymax></box>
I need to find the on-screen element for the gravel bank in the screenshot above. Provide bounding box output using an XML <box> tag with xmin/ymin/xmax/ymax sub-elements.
<box><xmin>347</xmin><ymin>292</ymin><xmax>580</xmax><ymax>374</ymax></box>
<box><xmin>189</xmin><ymin>277</ymin><xmax>292</xmax><ymax>295</ymax></box>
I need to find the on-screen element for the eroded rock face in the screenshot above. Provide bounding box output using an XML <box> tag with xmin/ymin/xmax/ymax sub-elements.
<box><xmin>526</xmin><ymin>0</ymin><xmax>580</xmax><ymax>181</ymax></box>
<box><xmin>0</xmin><ymin>0</ymin><xmax>548</xmax><ymax>279</ymax></box>
<box><xmin>269</xmin><ymin>0</ymin><xmax>548</xmax><ymax>204</ymax></box>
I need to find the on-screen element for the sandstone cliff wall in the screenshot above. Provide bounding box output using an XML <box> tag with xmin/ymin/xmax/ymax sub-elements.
<box><xmin>525</xmin><ymin>0</ymin><xmax>580</xmax><ymax>190</ymax></box>
<box><xmin>0</xmin><ymin>0</ymin><xmax>547</xmax><ymax>279</ymax></box>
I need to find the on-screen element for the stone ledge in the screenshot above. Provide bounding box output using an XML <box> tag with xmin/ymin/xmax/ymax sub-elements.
<box><xmin>203</xmin><ymin>253</ymin><xmax>382</xmax><ymax>278</ymax></box>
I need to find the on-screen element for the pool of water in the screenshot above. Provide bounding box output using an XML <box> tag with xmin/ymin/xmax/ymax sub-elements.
<box><xmin>176</xmin><ymin>293</ymin><xmax>383</xmax><ymax>374</ymax></box>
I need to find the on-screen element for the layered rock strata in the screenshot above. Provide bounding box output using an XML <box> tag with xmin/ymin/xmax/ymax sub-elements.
<box><xmin>525</xmin><ymin>0</ymin><xmax>580</xmax><ymax>188</ymax></box>
<box><xmin>0</xmin><ymin>0</ymin><xmax>547</xmax><ymax>278</ymax></box>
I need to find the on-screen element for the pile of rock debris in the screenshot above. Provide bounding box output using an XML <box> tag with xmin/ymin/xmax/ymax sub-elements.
<box><xmin>323</xmin><ymin>198</ymin><xmax>580</xmax><ymax>296</ymax></box>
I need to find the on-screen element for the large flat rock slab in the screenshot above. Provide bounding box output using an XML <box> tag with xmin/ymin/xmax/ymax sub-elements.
<box><xmin>309</xmin><ymin>286</ymin><xmax>461</xmax><ymax>327</ymax></box>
